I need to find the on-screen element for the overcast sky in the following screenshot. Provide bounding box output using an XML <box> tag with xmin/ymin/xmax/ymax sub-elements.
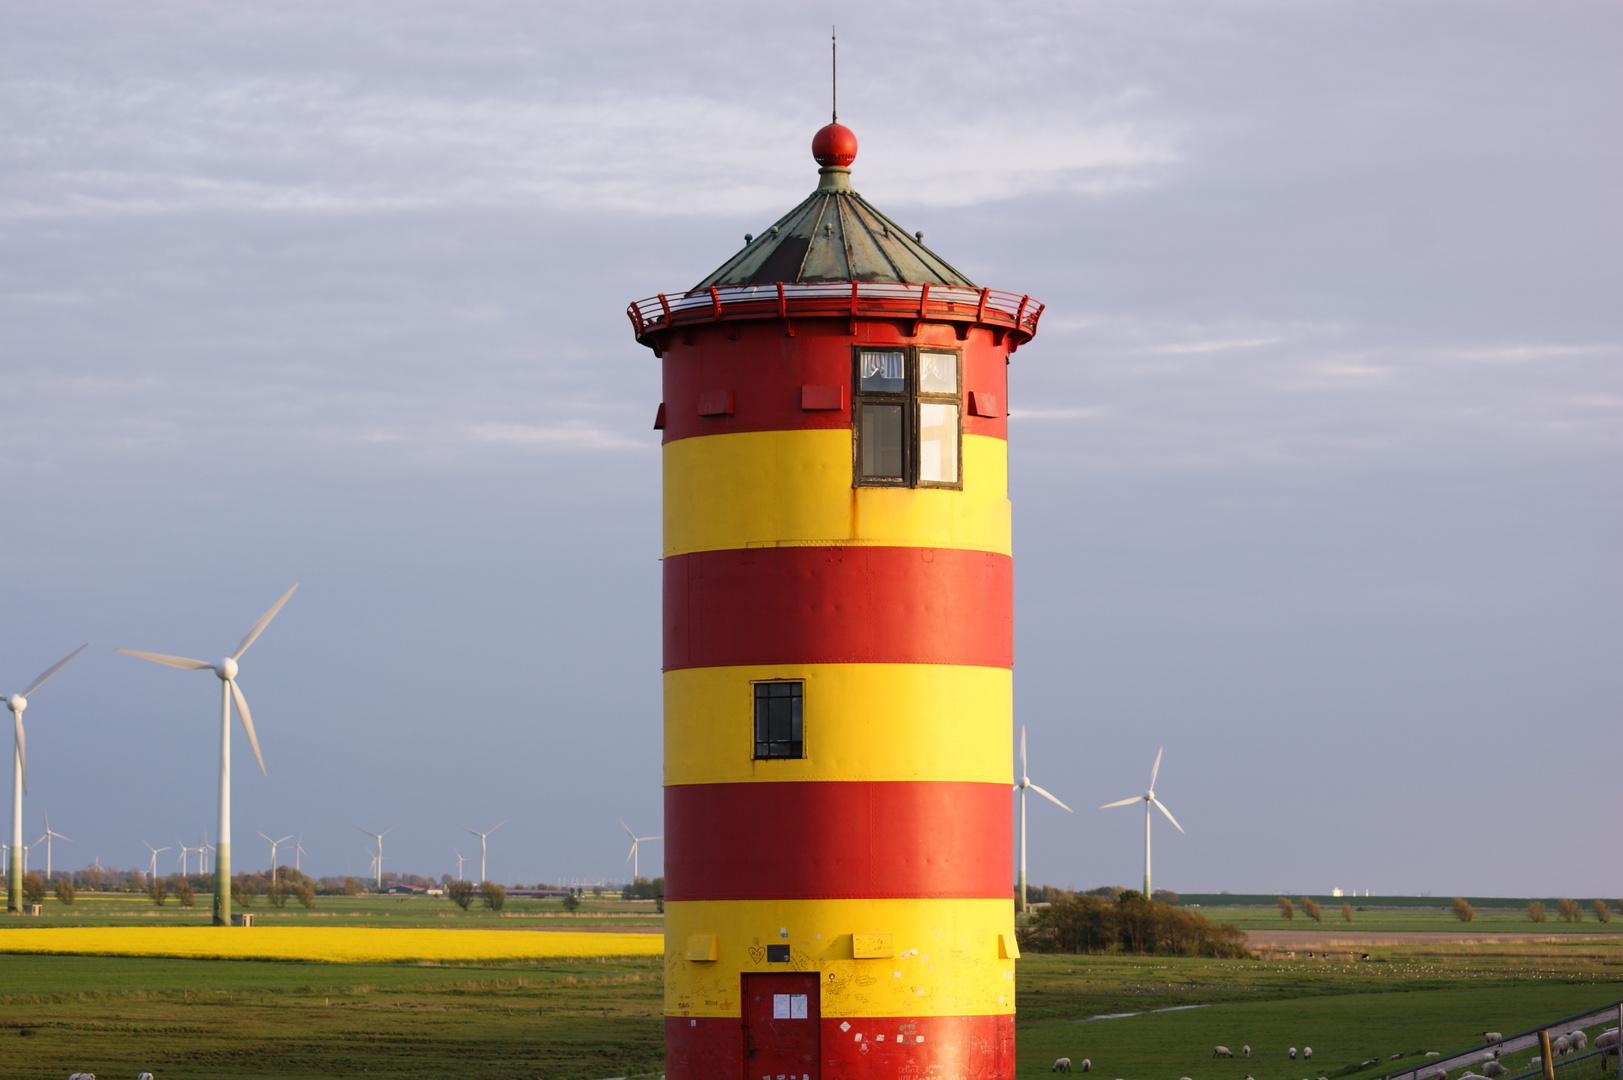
<box><xmin>1</xmin><ymin>2</ymin><xmax>1617</xmax><ymax>898</ymax></box>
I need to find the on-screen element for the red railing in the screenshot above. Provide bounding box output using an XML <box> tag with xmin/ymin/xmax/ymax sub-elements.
<box><xmin>626</xmin><ymin>282</ymin><xmax>1044</xmax><ymax>343</ymax></box>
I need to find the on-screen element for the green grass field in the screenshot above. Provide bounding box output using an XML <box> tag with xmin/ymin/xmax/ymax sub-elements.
<box><xmin>0</xmin><ymin>898</ymin><xmax>1619</xmax><ymax>1079</ymax></box>
<box><xmin>1183</xmin><ymin>904</ymin><xmax>1621</xmax><ymax>936</ymax></box>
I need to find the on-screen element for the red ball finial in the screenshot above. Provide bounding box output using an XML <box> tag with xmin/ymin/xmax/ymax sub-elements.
<box><xmin>812</xmin><ymin>123</ymin><xmax>858</xmax><ymax>168</ymax></box>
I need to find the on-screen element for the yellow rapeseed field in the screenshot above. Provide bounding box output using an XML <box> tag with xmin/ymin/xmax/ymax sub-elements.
<box><xmin>0</xmin><ymin>926</ymin><xmax>662</xmax><ymax>963</ymax></box>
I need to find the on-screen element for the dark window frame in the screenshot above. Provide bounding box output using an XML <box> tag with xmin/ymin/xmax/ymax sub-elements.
<box><xmin>851</xmin><ymin>346</ymin><xmax>963</xmax><ymax>490</ymax></box>
<box><xmin>753</xmin><ymin>680</ymin><xmax>805</xmax><ymax>760</ymax></box>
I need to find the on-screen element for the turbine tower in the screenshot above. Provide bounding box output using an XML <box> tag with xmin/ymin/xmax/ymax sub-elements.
<box><xmin>355</xmin><ymin>823</ymin><xmax>397</xmax><ymax>891</ymax></box>
<box><xmin>42</xmin><ymin>812</ymin><xmax>73</xmax><ymax>881</ymax></box>
<box><xmin>619</xmin><ymin>820</ymin><xmax>662</xmax><ymax>882</ymax></box>
<box><xmin>1100</xmin><ymin>746</ymin><xmax>1185</xmax><ymax>897</ymax></box>
<box><xmin>258</xmin><ymin>832</ymin><xmax>292</xmax><ymax>884</ymax></box>
<box><xmin>116</xmin><ymin>582</ymin><xmax>299</xmax><ymax>925</ymax></box>
<box><xmin>458</xmin><ymin>820</ymin><xmax>505</xmax><ymax>884</ymax></box>
<box><xmin>1013</xmin><ymin>726</ymin><xmax>1072</xmax><ymax>913</ymax></box>
<box><xmin>4</xmin><ymin>645</ymin><xmax>86</xmax><ymax>911</ymax></box>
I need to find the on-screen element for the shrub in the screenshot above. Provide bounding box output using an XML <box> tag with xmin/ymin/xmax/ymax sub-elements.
<box><xmin>295</xmin><ymin>884</ymin><xmax>316</xmax><ymax>909</ymax></box>
<box><xmin>267</xmin><ymin>885</ymin><xmax>288</xmax><ymax>909</ymax></box>
<box><xmin>54</xmin><ymin>878</ymin><xmax>75</xmax><ymax>905</ymax></box>
<box><xmin>174</xmin><ymin>879</ymin><xmax>195</xmax><ymax>907</ymax></box>
<box><xmin>148</xmin><ymin>878</ymin><xmax>167</xmax><ymax>906</ymax></box>
<box><xmin>1452</xmin><ymin>897</ymin><xmax>1474</xmax><ymax>922</ymax></box>
<box><xmin>481</xmin><ymin>881</ymin><xmax>506</xmax><ymax>913</ymax></box>
<box><xmin>231</xmin><ymin>878</ymin><xmax>256</xmax><ymax>909</ymax></box>
<box><xmin>446</xmin><ymin>880</ymin><xmax>476</xmax><ymax>911</ymax></box>
<box><xmin>1151</xmin><ymin>888</ymin><xmax>1180</xmax><ymax>904</ymax></box>
<box><xmin>1278</xmin><ymin>896</ymin><xmax>1295</xmax><ymax>920</ymax></box>
<box><xmin>1019</xmin><ymin>890</ymin><xmax>1249</xmax><ymax>958</ymax></box>
<box><xmin>1527</xmin><ymin>900</ymin><xmax>1547</xmax><ymax>923</ymax></box>
<box><xmin>1595</xmin><ymin>900</ymin><xmax>1611</xmax><ymax>924</ymax></box>
<box><xmin>1557</xmin><ymin>898</ymin><xmax>1582</xmax><ymax>923</ymax></box>
<box><xmin>22</xmin><ymin>873</ymin><xmax>45</xmax><ymax>905</ymax></box>
<box><xmin>1301</xmin><ymin>897</ymin><xmax>1322</xmax><ymax>923</ymax></box>
<box><xmin>561</xmin><ymin>893</ymin><xmax>581</xmax><ymax>914</ymax></box>
<box><xmin>1342</xmin><ymin>902</ymin><xmax>1354</xmax><ymax>922</ymax></box>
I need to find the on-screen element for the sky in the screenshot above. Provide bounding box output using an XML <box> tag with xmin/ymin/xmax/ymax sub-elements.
<box><xmin>0</xmin><ymin>2</ymin><xmax>1617</xmax><ymax>897</ymax></box>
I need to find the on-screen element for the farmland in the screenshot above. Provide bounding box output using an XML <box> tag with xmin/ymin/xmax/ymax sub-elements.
<box><xmin>0</xmin><ymin>895</ymin><xmax>1618</xmax><ymax>1078</ymax></box>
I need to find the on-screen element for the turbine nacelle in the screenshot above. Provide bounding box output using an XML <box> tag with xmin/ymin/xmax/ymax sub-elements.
<box><xmin>6</xmin><ymin>695</ymin><xmax>25</xmax><ymax>714</ymax></box>
<box><xmin>214</xmin><ymin>657</ymin><xmax>238</xmax><ymax>681</ymax></box>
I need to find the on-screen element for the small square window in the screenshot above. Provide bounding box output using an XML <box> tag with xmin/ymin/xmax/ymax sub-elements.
<box><xmin>859</xmin><ymin>350</ymin><xmax>906</xmax><ymax>392</ymax></box>
<box><xmin>919</xmin><ymin>351</ymin><xmax>958</xmax><ymax>394</ymax></box>
<box><xmin>754</xmin><ymin>681</ymin><xmax>804</xmax><ymax>760</ymax></box>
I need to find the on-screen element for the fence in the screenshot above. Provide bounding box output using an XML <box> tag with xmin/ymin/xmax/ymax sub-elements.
<box><xmin>1387</xmin><ymin>1001</ymin><xmax>1621</xmax><ymax>1080</ymax></box>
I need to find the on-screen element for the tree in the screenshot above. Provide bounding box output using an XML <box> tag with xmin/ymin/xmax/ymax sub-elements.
<box><xmin>1341</xmin><ymin>902</ymin><xmax>1354</xmax><ymax>922</ymax></box>
<box><xmin>174</xmin><ymin>878</ymin><xmax>195</xmax><ymax>907</ymax></box>
<box><xmin>231</xmin><ymin>877</ymin><xmax>256</xmax><ymax>909</ymax></box>
<box><xmin>1151</xmin><ymin>888</ymin><xmax>1179</xmax><ymax>904</ymax></box>
<box><xmin>1300</xmin><ymin>896</ymin><xmax>1322</xmax><ymax>923</ymax></box>
<box><xmin>267</xmin><ymin>883</ymin><xmax>289</xmax><ymax>909</ymax></box>
<box><xmin>447</xmin><ymin>880</ymin><xmax>476</xmax><ymax>911</ymax></box>
<box><xmin>1452</xmin><ymin>897</ymin><xmax>1475</xmax><ymax>923</ymax></box>
<box><xmin>54</xmin><ymin>878</ymin><xmax>75</xmax><ymax>905</ymax></box>
<box><xmin>343</xmin><ymin>877</ymin><xmax>362</xmax><ymax>896</ymax></box>
<box><xmin>1020</xmin><ymin>890</ymin><xmax>1249</xmax><ymax>958</ymax></box>
<box><xmin>1527</xmin><ymin>900</ymin><xmax>1547</xmax><ymax>923</ymax></box>
<box><xmin>481</xmin><ymin>881</ymin><xmax>506</xmax><ymax>913</ymax></box>
<box><xmin>22</xmin><ymin>873</ymin><xmax>45</xmax><ymax>905</ymax></box>
<box><xmin>561</xmin><ymin>893</ymin><xmax>581</xmax><ymax>914</ymax></box>
<box><xmin>1595</xmin><ymin>900</ymin><xmax>1612</xmax><ymax>924</ymax></box>
<box><xmin>148</xmin><ymin>878</ymin><xmax>167</xmax><ymax>906</ymax></box>
<box><xmin>295</xmin><ymin>884</ymin><xmax>316</xmax><ymax>909</ymax></box>
<box><xmin>1277</xmin><ymin>896</ymin><xmax>1295</xmax><ymax>920</ymax></box>
<box><xmin>1557</xmin><ymin>898</ymin><xmax>1583</xmax><ymax>923</ymax></box>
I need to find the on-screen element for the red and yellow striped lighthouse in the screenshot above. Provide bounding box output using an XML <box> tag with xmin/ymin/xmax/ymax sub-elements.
<box><xmin>627</xmin><ymin>119</ymin><xmax>1043</xmax><ymax>1080</ymax></box>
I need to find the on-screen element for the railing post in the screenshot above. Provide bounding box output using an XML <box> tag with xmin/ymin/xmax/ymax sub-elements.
<box><xmin>1616</xmin><ymin>1003</ymin><xmax>1622</xmax><ymax>1078</ymax></box>
<box><xmin>1539</xmin><ymin>1031</ymin><xmax>1555</xmax><ymax>1080</ymax></box>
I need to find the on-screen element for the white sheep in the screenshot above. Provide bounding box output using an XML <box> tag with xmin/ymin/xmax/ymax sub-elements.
<box><xmin>1290</xmin><ymin>1048</ymin><xmax>1299</xmax><ymax>1060</ymax></box>
<box><xmin>68</xmin><ymin>1074</ymin><xmax>95</xmax><ymax>1080</ymax></box>
<box><xmin>1243</xmin><ymin>1046</ymin><xmax>1252</xmax><ymax>1058</ymax></box>
<box><xmin>1569</xmin><ymin>1031</ymin><xmax>1588</xmax><ymax>1052</ymax></box>
<box><xmin>1484</xmin><ymin>1033</ymin><xmax>1503</xmax><ymax>1044</ymax></box>
<box><xmin>1483</xmin><ymin>1062</ymin><xmax>1509</xmax><ymax>1077</ymax></box>
<box><xmin>1530</xmin><ymin>1057</ymin><xmax>1542</xmax><ymax>1068</ymax></box>
<box><xmin>1082</xmin><ymin>1060</ymin><xmax>1091</xmax><ymax>1072</ymax></box>
<box><xmin>1052</xmin><ymin>1059</ymin><xmax>1072</xmax><ymax>1073</ymax></box>
<box><xmin>1305</xmin><ymin>1047</ymin><xmax>1313</xmax><ymax>1060</ymax></box>
<box><xmin>1426</xmin><ymin>1067</ymin><xmax>1449</xmax><ymax>1080</ymax></box>
<box><xmin>138</xmin><ymin>1075</ymin><xmax>154</xmax><ymax>1080</ymax></box>
<box><xmin>1215</xmin><ymin>1047</ymin><xmax>1234</xmax><ymax>1058</ymax></box>
<box><xmin>1391</xmin><ymin>1054</ymin><xmax>1406</xmax><ymax>1061</ymax></box>
<box><xmin>1425</xmin><ymin>1051</ymin><xmax>1441</xmax><ymax>1058</ymax></box>
<box><xmin>1598</xmin><ymin>1029</ymin><xmax>1620</xmax><ymax>1060</ymax></box>
<box><xmin>1552</xmin><ymin>1036</ymin><xmax>1571</xmax><ymax>1057</ymax></box>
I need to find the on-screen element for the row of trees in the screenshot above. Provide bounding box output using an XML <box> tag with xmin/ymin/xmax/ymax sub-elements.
<box><xmin>1020</xmin><ymin>890</ymin><xmax>1250</xmax><ymax>957</ymax></box>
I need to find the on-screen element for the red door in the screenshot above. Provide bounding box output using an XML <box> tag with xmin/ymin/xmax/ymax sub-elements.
<box><xmin>742</xmin><ymin>972</ymin><xmax>820</xmax><ymax>1080</ymax></box>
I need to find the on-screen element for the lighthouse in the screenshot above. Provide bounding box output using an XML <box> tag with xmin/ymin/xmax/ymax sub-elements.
<box><xmin>627</xmin><ymin>118</ymin><xmax>1043</xmax><ymax>1079</ymax></box>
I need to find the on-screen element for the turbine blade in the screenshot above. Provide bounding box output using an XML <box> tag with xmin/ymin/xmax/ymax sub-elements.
<box><xmin>459</xmin><ymin>825</ymin><xmax>479</xmax><ymax>837</ymax></box>
<box><xmin>1099</xmin><ymin>796</ymin><xmax>1142</xmax><ymax>809</ymax></box>
<box><xmin>644</xmin><ymin>835</ymin><xmax>662</xmax><ymax>841</ymax></box>
<box><xmin>114</xmin><ymin>649</ymin><xmax>212</xmax><ymax>670</ymax></box>
<box><xmin>357</xmin><ymin>826</ymin><xmax>378</xmax><ymax>838</ymax></box>
<box><xmin>259</xmin><ymin>831</ymin><xmax>271</xmax><ymax>843</ymax></box>
<box><xmin>230</xmin><ymin>680</ymin><xmax>266</xmax><ymax>775</ymax></box>
<box><xmin>383</xmin><ymin>822</ymin><xmax>398</xmax><ymax>836</ymax></box>
<box><xmin>620</xmin><ymin>819</ymin><xmax>637</xmax><ymax>840</ymax></box>
<box><xmin>277</xmin><ymin>835</ymin><xmax>292</xmax><ymax>844</ymax></box>
<box><xmin>21</xmin><ymin>644</ymin><xmax>87</xmax><ymax>698</ymax></box>
<box><xmin>1151</xmin><ymin>796</ymin><xmax>1185</xmax><ymax>834</ymax></box>
<box><xmin>14</xmin><ymin>715</ymin><xmax>25</xmax><ymax>795</ymax></box>
<box><xmin>625</xmin><ymin>843</ymin><xmax>636</xmax><ymax>865</ymax></box>
<box><xmin>1028</xmin><ymin>783</ymin><xmax>1073</xmax><ymax>813</ymax></box>
<box><xmin>1150</xmin><ymin>746</ymin><xmax>1163</xmax><ymax>790</ymax></box>
<box><xmin>234</xmin><ymin>581</ymin><xmax>300</xmax><ymax>660</ymax></box>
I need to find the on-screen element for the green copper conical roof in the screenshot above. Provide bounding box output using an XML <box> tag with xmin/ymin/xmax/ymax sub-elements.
<box><xmin>692</xmin><ymin>166</ymin><xmax>976</xmax><ymax>291</ymax></box>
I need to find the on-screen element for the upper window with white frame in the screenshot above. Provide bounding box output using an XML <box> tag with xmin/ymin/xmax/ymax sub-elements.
<box><xmin>853</xmin><ymin>347</ymin><xmax>962</xmax><ymax>489</ymax></box>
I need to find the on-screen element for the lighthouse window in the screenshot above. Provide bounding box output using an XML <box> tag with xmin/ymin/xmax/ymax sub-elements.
<box><xmin>852</xmin><ymin>346</ymin><xmax>962</xmax><ymax>490</ymax></box>
<box><xmin>753</xmin><ymin>681</ymin><xmax>804</xmax><ymax>760</ymax></box>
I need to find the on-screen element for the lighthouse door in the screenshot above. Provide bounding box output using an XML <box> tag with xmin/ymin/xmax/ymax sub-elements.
<box><xmin>741</xmin><ymin>972</ymin><xmax>820</xmax><ymax>1080</ymax></box>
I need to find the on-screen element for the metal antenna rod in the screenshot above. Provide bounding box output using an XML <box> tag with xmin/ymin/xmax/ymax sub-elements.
<box><xmin>831</xmin><ymin>26</ymin><xmax>837</xmax><ymax>123</ymax></box>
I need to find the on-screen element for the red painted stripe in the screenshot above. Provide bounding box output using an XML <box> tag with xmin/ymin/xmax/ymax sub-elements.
<box><xmin>660</xmin><ymin>318</ymin><xmax>1009</xmax><ymax>443</ymax></box>
<box><xmin>664</xmin><ymin>546</ymin><xmax>1012</xmax><ymax>671</ymax></box>
<box><xmin>664</xmin><ymin>782</ymin><xmax>1010</xmax><ymax>901</ymax></box>
<box><xmin>665</xmin><ymin>1014</ymin><xmax>1015</xmax><ymax>1080</ymax></box>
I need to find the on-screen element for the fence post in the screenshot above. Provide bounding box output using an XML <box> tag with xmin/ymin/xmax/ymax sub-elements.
<box><xmin>1616</xmin><ymin>1003</ymin><xmax>1622</xmax><ymax>1078</ymax></box>
<box><xmin>1539</xmin><ymin>1031</ymin><xmax>1555</xmax><ymax>1080</ymax></box>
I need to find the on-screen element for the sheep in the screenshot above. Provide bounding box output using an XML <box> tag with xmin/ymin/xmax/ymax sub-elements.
<box><xmin>1424</xmin><ymin>1067</ymin><xmax>1449</xmax><ymax>1080</ymax></box>
<box><xmin>1082</xmin><ymin>1060</ymin><xmax>1091</xmax><ymax>1072</ymax></box>
<box><xmin>1597</xmin><ymin>1029</ymin><xmax>1620</xmax><ymax>1061</ymax></box>
<box><xmin>1243</xmin><ymin>1046</ymin><xmax>1252</xmax><ymax>1058</ymax></box>
<box><xmin>1304</xmin><ymin>1047</ymin><xmax>1313</xmax><ymax>1061</ymax></box>
<box><xmin>1053</xmin><ymin>1059</ymin><xmax>1072</xmax><ymax>1073</ymax></box>
<box><xmin>1290</xmin><ymin>1048</ymin><xmax>1299</xmax><ymax>1060</ymax></box>
<box><xmin>1215</xmin><ymin>1047</ymin><xmax>1235</xmax><ymax>1058</ymax></box>
<box><xmin>1484</xmin><ymin>1033</ymin><xmax>1503</xmax><ymax>1044</ymax></box>
<box><xmin>1552</xmin><ymin>1036</ymin><xmax>1571</xmax><ymax>1057</ymax></box>
<box><xmin>1530</xmin><ymin>1057</ymin><xmax>1542</xmax><ymax>1068</ymax></box>
<box><xmin>139</xmin><ymin>1075</ymin><xmax>155</xmax><ymax>1080</ymax></box>
<box><xmin>1425</xmin><ymin>1051</ymin><xmax>1441</xmax><ymax>1058</ymax></box>
<box><xmin>1392</xmin><ymin>1054</ymin><xmax>1406</xmax><ymax>1060</ymax></box>
<box><xmin>1569</xmin><ymin>1031</ymin><xmax>1588</xmax><ymax>1052</ymax></box>
<box><xmin>1483</xmin><ymin>1062</ymin><xmax>1509</xmax><ymax>1077</ymax></box>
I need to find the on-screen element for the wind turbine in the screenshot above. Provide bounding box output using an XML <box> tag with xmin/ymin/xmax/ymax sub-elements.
<box><xmin>453</xmin><ymin>848</ymin><xmax>467</xmax><ymax>881</ymax></box>
<box><xmin>459</xmin><ymin>820</ymin><xmax>505</xmax><ymax>884</ymax></box>
<box><xmin>142</xmin><ymin>842</ymin><xmax>171</xmax><ymax>883</ymax></box>
<box><xmin>1013</xmin><ymin>726</ymin><xmax>1072</xmax><ymax>914</ymax></box>
<box><xmin>293</xmin><ymin>833</ymin><xmax>306</xmax><ymax>874</ymax></box>
<box><xmin>1100</xmin><ymin>746</ymin><xmax>1185</xmax><ymax>897</ymax></box>
<box><xmin>22</xmin><ymin>833</ymin><xmax>45</xmax><ymax>877</ymax></box>
<box><xmin>42</xmin><ymin>812</ymin><xmax>72</xmax><ymax>881</ymax></box>
<box><xmin>176</xmin><ymin>840</ymin><xmax>194</xmax><ymax>876</ymax></box>
<box><xmin>356</xmin><ymin>823</ymin><xmax>397</xmax><ymax>890</ymax></box>
<box><xmin>116</xmin><ymin>582</ymin><xmax>298</xmax><ymax>925</ymax></box>
<box><xmin>619</xmin><ymin>820</ymin><xmax>662</xmax><ymax>882</ymax></box>
<box><xmin>4</xmin><ymin>645</ymin><xmax>87</xmax><ymax>912</ymax></box>
<box><xmin>258</xmin><ymin>832</ymin><xmax>292</xmax><ymax>884</ymax></box>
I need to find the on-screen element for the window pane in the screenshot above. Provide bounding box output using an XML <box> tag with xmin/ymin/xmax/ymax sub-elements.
<box><xmin>919</xmin><ymin>351</ymin><xmax>958</xmax><ymax>394</ymax></box>
<box><xmin>859</xmin><ymin>350</ymin><xmax>906</xmax><ymax>392</ymax></box>
<box><xmin>918</xmin><ymin>402</ymin><xmax>959</xmax><ymax>484</ymax></box>
<box><xmin>754</xmin><ymin>682</ymin><xmax>804</xmax><ymax>759</ymax></box>
<box><xmin>861</xmin><ymin>404</ymin><xmax>904</xmax><ymax>478</ymax></box>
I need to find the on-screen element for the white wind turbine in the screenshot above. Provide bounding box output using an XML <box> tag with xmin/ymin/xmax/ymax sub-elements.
<box><xmin>176</xmin><ymin>840</ymin><xmax>195</xmax><ymax>876</ymax></box>
<box><xmin>4</xmin><ymin>645</ymin><xmax>87</xmax><ymax>912</ymax></box>
<box><xmin>459</xmin><ymin>821</ymin><xmax>505</xmax><ymax>884</ymax></box>
<box><xmin>259</xmin><ymin>832</ymin><xmax>292</xmax><ymax>884</ymax></box>
<box><xmin>1100</xmin><ymin>746</ymin><xmax>1185</xmax><ymax>897</ymax></box>
<box><xmin>142</xmin><ymin>842</ymin><xmax>171</xmax><ymax>883</ymax></box>
<box><xmin>21</xmin><ymin>833</ymin><xmax>45</xmax><ymax>877</ymax></box>
<box><xmin>620</xmin><ymin>820</ymin><xmax>662</xmax><ymax>882</ymax></box>
<box><xmin>453</xmin><ymin>848</ymin><xmax>467</xmax><ymax>881</ymax></box>
<box><xmin>1013</xmin><ymin>725</ymin><xmax>1072</xmax><ymax>913</ymax></box>
<box><xmin>293</xmin><ymin>833</ymin><xmax>306</xmax><ymax>874</ymax></box>
<box><xmin>116</xmin><ymin>582</ymin><xmax>298</xmax><ymax>925</ymax></box>
<box><xmin>42</xmin><ymin>812</ymin><xmax>72</xmax><ymax>881</ymax></box>
<box><xmin>356</xmin><ymin>823</ymin><xmax>397</xmax><ymax>890</ymax></box>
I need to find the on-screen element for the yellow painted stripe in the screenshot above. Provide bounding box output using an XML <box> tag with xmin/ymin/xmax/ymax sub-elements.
<box><xmin>665</xmin><ymin>898</ymin><xmax>1017</xmax><ymax>1019</ymax></box>
<box><xmin>665</xmin><ymin>663</ymin><xmax>1011</xmax><ymax>786</ymax></box>
<box><xmin>663</xmin><ymin>430</ymin><xmax>1010</xmax><ymax>558</ymax></box>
